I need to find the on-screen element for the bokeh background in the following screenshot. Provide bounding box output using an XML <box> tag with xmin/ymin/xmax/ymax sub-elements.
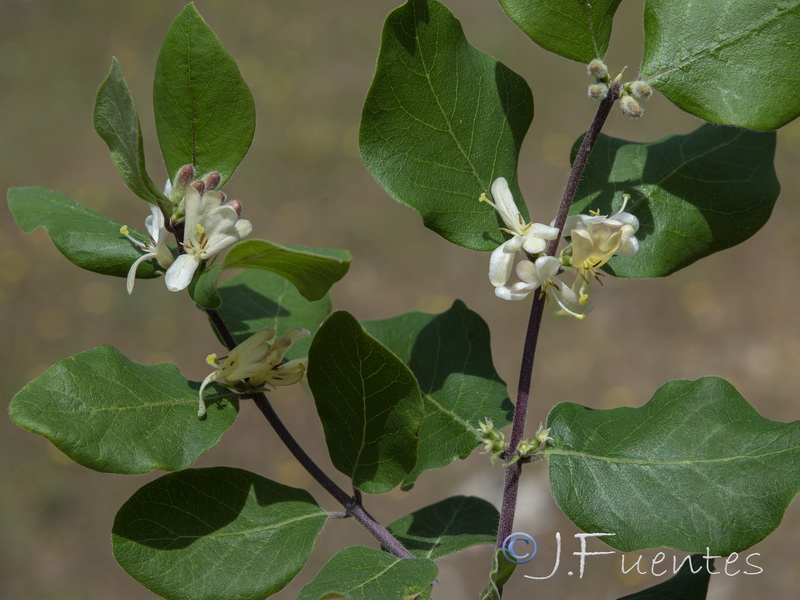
<box><xmin>2</xmin><ymin>1</ymin><xmax>799</xmax><ymax>598</ymax></box>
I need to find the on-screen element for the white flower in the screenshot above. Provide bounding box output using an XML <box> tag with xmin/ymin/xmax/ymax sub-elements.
<box><xmin>121</xmin><ymin>205</ymin><xmax>174</xmax><ymax>294</ymax></box>
<box><xmin>198</xmin><ymin>328</ymin><xmax>310</xmax><ymax>417</ymax></box>
<box><xmin>165</xmin><ymin>186</ymin><xmax>252</xmax><ymax>292</ymax></box>
<box><xmin>496</xmin><ymin>256</ymin><xmax>592</xmax><ymax>319</ymax></box>
<box><xmin>563</xmin><ymin>196</ymin><xmax>640</xmax><ymax>277</ymax></box>
<box><xmin>482</xmin><ymin>177</ymin><xmax>559</xmax><ymax>287</ymax></box>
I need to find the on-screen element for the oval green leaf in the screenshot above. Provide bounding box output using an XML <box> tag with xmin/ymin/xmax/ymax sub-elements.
<box><xmin>617</xmin><ymin>555</ymin><xmax>713</xmax><ymax>600</ymax></box>
<box><xmin>570</xmin><ymin>124</ymin><xmax>779</xmax><ymax>278</ymax></box>
<box><xmin>479</xmin><ymin>550</ymin><xmax>517</xmax><ymax>600</ymax></box>
<box><xmin>363</xmin><ymin>300</ymin><xmax>513</xmax><ymax>487</ymax></box>
<box><xmin>113</xmin><ymin>467</ymin><xmax>328</xmax><ymax>600</ymax></box>
<box><xmin>222</xmin><ymin>240</ymin><xmax>351</xmax><ymax>302</ymax></box>
<box><xmin>360</xmin><ymin>0</ymin><xmax>534</xmax><ymax>250</ymax></box>
<box><xmin>154</xmin><ymin>3</ymin><xmax>255</xmax><ymax>186</ymax></box>
<box><xmin>297</xmin><ymin>546</ymin><xmax>437</xmax><ymax>600</ymax></box>
<box><xmin>386</xmin><ymin>496</ymin><xmax>498</xmax><ymax>559</ymax></box>
<box><xmin>546</xmin><ymin>377</ymin><xmax>800</xmax><ymax>554</ymax></box>
<box><xmin>642</xmin><ymin>0</ymin><xmax>800</xmax><ymax>130</ymax></box>
<box><xmin>94</xmin><ymin>58</ymin><xmax>164</xmax><ymax>205</ymax></box>
<box><xmin>307</xmin><ymin>311</ymin><xmax>424</xmax><ymax>494</ymax></box>
<box><xmin>216</xmin><ymin>269</ymin><xmax>331</xmax><ymax>360</ymax></box>
<box><xmin>8</xmin><ymin>187</ymin><xmax>163</xmax><ymax>279</ymax></box>
<box><xmin>189</xmin><ymin>263</ymin><xmax>222</xmax><ymax>309</ymax></box>
<box><xmin>9</xmin><ymin>345</ymin><xmax>237</xmax><ymax>474</ymax></box>
<box><xmin>499</xmin><ymin>0</ymin><xmax>623</xmax><ymax>63</ymax></box>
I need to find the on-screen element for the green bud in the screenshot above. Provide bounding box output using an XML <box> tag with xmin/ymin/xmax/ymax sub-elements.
<box><xmin>588</xmin><ymin>83</ymin><xmax>609</xmax><ymax>100</ymax></box>
<box><xmin>587</xmin><ymin>58</ymin><xmax>608</xmax><ymax>80</ymax></box>
<box><xmin>620</xmin><ymin>95</ymin><xmax>644</xmax><ymax>119</ymax></box>
<box><xmin>629</xmin><ymin>80</ymin><xmax>653</xmax><ymax>100</ymax></box>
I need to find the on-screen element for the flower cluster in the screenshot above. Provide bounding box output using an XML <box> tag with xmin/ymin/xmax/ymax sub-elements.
<box><xmin>198</xmin><ymin>328</ymin><xmax>310</xmax><ymax>417</ymax></box>
<box><xmin>122</xmin><ymin>165</ymin><xmax>252</xmax><ymax>293</ymax></box>
<box><xmin>483</xmin><ymin>177</ymin><xmax>639</xmax><ymax>319</ymax></box>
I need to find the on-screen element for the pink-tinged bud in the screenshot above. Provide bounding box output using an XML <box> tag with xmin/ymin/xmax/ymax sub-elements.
<box><xmin>176</xmin><ymin>164</ymin><xmax>195</xmax><ymax>188</ymax></box>
<box><xmin>203</xmin><ymin>172</ymin><xmax>221</xmax><ymax>190</ymax></box>
<box><xmin>587</xmin><ymin>59</ymin><xmax>608</xmax><ymax>80</ymax></box>
<box><xmin>620</xmin><ymin>95</ymin><xmax>643</xmax><ymax>119</ymax></box>
<box><xmin>629</xmin><ymin>80</ymin><xmax>653</xmax><ymax>100</ymax></box>
<box><xmin>588</xmin><ymin>83</ymin><xmax>608</xmax><ymax>100</ymax></box>
<box><xmin>192</xmin><ymin>180</ymin><xmax>206</xmax><ymax>194</ymax></box>
<box><xmin>225</xmin><ymin>199</ymin><xmax>243</xmax><ymax>215</ymax></box>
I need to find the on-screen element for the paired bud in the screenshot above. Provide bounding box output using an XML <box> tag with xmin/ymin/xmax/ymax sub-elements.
<box><xmin>477</xmin><ymin>418</ymin><xmax>507</xmax><ymax>463</ymax></box>
<box><xmin>505</xmin><ymin>426</ymin><xmax>552</xmax><ymax>465</ymax></box>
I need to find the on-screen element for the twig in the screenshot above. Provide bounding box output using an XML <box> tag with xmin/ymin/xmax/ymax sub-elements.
<box><xmin>204</xmin><ymin>307</ymin><xmax>414</xmax><ymax>560</ymax></box>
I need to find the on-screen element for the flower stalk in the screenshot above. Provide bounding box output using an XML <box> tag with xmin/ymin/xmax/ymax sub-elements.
<box><xmin>495</xmin><ymin>83</ymin><xmax>621</xmax><ymax>552</ymax></box>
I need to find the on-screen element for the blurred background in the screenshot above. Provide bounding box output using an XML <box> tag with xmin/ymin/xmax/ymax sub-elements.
<box><xmin>2</xmin><ymin>1</ymin><xmax>799</xmax><ymax>598</ymax></box>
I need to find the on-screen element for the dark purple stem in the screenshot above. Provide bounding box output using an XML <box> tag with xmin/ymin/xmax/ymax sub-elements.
<box><xmin>204</xmin><ymin>308</ymin><xmax>414</xmax><ymax>560</ymax></box>
<box><xmin>495</xmin><ymin>86</ymin><xmax>620</xmax><ymax>551</ymax></box>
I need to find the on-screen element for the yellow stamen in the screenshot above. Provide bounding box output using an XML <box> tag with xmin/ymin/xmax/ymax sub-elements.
<box><xmin>195</xmin><ymin>224</ymin><xmax>205</xmax><ymax>234</ymax></box>
<box><xmin>205</xmin><ymin>353</ymin><xmax>218</xmax><ymax>366</ymax></box>
<box><xmin>120</xmin><ymin>225</ymin><xmax>129</xmax><ymax>235</ymax></box>
<box><xmin>589</xmin><ymin>208</ymin><xmax>601</xmax><ymax>216</ymax></box>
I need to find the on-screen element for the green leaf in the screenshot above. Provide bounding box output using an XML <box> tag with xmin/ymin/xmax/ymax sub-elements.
<box><xmin>8</xmin><ymin>187</ymin><xmax>163</xmax><ymax>279</ymax></box>
<box><xmin>545</xmin><ymin>377</ymin><xmax>800</xmax><ymax>554</ymax></box>
<box><xmin>307</xmin><ymin>311</ymin><xmax>424</xmax><ymax>494</ymax></box>
<box><xmin>8</xmin><ymin>346</ymin><xmax>237</xmax><ymax>474</ymax></box>
<box><xmin>570</xmin><ymin>124</ymin><xmax>779</xmax><ymax>278</ymax></box>
<box><xmin>499</xmin><ymin>0</ymin><xmax>623</xmax><ymax>63</ymax></box>
<box><xmin>386</xmin><ymin>496</ymin><xmax>498</xmax><ymax>559</ymax></box>
<box><xmin>93</xmin><ymin>58</ymin><xmax>164</xmax><ymax>204</ymax></box>
<box><xmin>617</xmin><ymin>554</ymin><xmax>713</xmax><ymax>600</ymax></box>
<box><xmin>363</xmin><ymin>300</ymin><xmax>513</xmax><ymax>486</ymax></box>
<box><xmin>113</xmin><ymin>467</ymin><xmax>328</xmax><ymax>600</ymax></box>
<box><xmin>360</xmin><ymin>0</ymin><xmax>534</xmax><ymax>250</ymax></box>
<box><xmin>479</xmin><ymin>550</ymin><xmax>517</xmax><ymax>600</ymax></box>
<box><xmin>222</xmin><ymin>240</ymin><xmax>351</xmax><ymax>302</ymax></box>
<box><xmin>297</xmin><ymin>546</ymin><xmax>437</xmax><ymax>600</ymax></box>
<box><xmin>216</xmin><ymin>269</ymin><xmax>331</xmax><ymax>360</ymax></box>
<box><xmin>154</xmin><ymin>3</ymin><xmax>255</xmax><ymax>186</ymax></box>
<box><xmin>641</xmin><ymin>0</ymin><xmax>800</xmax><ymax>130</ymax></box>
<box><xmin>188</xmin><ymin>263</ymin><xmax>222</xmax><ymax>309</ymax></box>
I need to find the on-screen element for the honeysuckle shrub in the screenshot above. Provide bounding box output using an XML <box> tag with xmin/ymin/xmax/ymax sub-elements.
<box><xmin>7</xmin><ymin>1</ymin><xmax>800</xmax><ymax>599</ymax></box>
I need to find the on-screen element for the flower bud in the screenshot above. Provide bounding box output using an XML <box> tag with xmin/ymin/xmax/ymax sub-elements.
<box><xmin>225</xmin><ymin>199</ymin><xmax>243</xmax><ymax>215</ymax></box>
<box><xmin>629</xmin><ymin>80</ymin><xmax>653</xmax><ymax>99</ymax></box>
<box><xmin>587</xmin><ymin>58</ymin><xmax>608</xmax><ymax>80</ymax></box>
<box><xmin>176</xmin><ymin>164</ymin><xmax>195</xmax><ymax>188</ymax></box>
<box><xmin>620</xmin><ymin>95</ymin><xmax>643</xmax><ymax>119</ymax></box>
<box><xmin>191</xmin><ymin>180</ymin><xmax>206</xmax><ymax>194</ymax></box>
<box><xmin>203</xmin><ymin>171</ymin><xmax>221</xmax><ymax>190</ymax></box>
<box><xmin>588</xmin><ymin>83</ymin><xmax>609</xmax><ymax>100</ymax></box>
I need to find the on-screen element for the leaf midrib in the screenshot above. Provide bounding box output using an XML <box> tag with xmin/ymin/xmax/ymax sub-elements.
<box><xmin>414</xmin><ymin>11</ymin><xmax>488</xmax><ymax>193</ymax></box>
<box><xmin>546</xmin><ymin>444</ymin><xmax>796</xmax><ymax>465</ymax></box>
<box><xmin>644</xmin><ymin>3</ymin><xmax>798</xmax><ymax>81</ymax></box>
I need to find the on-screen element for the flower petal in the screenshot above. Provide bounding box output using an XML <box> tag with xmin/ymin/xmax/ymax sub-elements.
<box><xmin>126</xmin><ymin>252</ymin><xmax>157</xmax><ymax>295</ymax></box>
<box><xmin>495</xmin><ymin>282</ymin><xmax>536</xmax><ymax>301</ymax></box>
<box><xmin>197</xmin><ymin>371</ymin><xmax>218</xmax><ymax>417</ymax></box>
<box><xmin>182</xmin><ymin>186</ymin><xmax>203</xmax><ymax>234</ymax></box>
<box><xmin>491</xmin><ymin>177</ymin><xmax>524</xmax><ymax>234</ymax></box>
<box><xmin>164</xmin><ymin>254</ymin><xmax>199</xmax><ymax>292</ymax></box>
<box><xmin>489</xmin><ymin>243</ymin><xmax>516</xmax><ymax>287</ymax></box>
